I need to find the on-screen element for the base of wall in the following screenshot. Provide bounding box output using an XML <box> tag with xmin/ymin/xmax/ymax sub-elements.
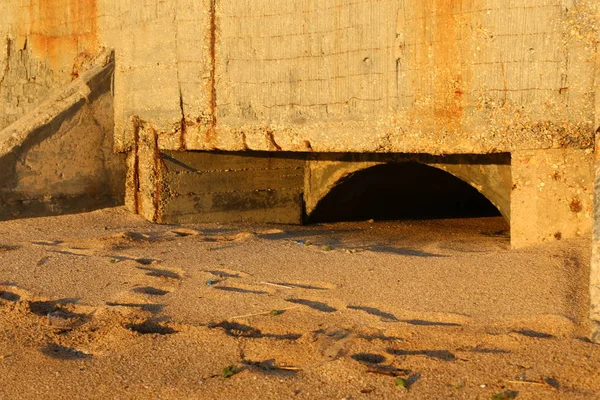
<box><xmin>125</xmin><ymin>148</ymin><xmax>593</xmax><ymax>249</ymax></box>
<box><xmin>125</xmin><ymin>128</ymin><xmax>305</xmax><ymax>224</ymax></box>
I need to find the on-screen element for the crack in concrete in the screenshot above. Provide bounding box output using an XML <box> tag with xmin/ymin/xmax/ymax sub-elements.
<box><xmin>178</xmin><ymin>87</ymin><xmax>186</xmax><ymax>150</ymax></box>
<box><xmin>206</xmin><ymin>0</ymin><xmax>218</xmax><ymax>148</ymax></box>
<box><xmin>175</xmin><ymin>1</ymin><xmax>187</xmax><ymax>150</ymax></box>
<box><xmin>0</xmin><ymin>36</ymin><xmax>13</xmax><ymax>91</ymax></box>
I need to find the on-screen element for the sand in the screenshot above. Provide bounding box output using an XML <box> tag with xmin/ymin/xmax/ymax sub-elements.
<box><xmin>0</xmin><ymin>207</ymin><xmax>598</xmax><ymax>399</ymax></box>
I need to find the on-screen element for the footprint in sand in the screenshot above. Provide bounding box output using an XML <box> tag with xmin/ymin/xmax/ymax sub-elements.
<box><xmin>387</xmin><ymin>348</ymin><xmax>457</xmax><ymax>362</ymax></box>
<box><xmin>347</xmin><ymin>305</ymin><xmax>399</xmax><ymax>322</ymax></box>
<box><xmin>0</xmin><ymin>244</ymin><xmax>21</xmax><ymax>251</ymax></box>
<box><xmin>203</xmin><ymin>270</ymin><xmax>336</xmax><ymax>294</ymax></box>
<box><xmin>202</xmin><ymin>268</ymin><xmax>275</xmax><ymax>295</ymax></box>
<box><xmin>203</xmin><ymin>268</ymin><xmax>284</xmax><ymax>295</ymax></box>
<box><xmin>0</xmin><ymin>283</ymin><xmax>32</xmax><ymax>304</ymax></box>
<box><xmin>105</xmin><ymin>302</ymin><xmax>166</xmax><ymax>314</ymax></box>
<box><xmin>0</xmin><ymin>291</ymin><xmax>20</xmax><ymax>302</ymax></box>
<box><xmin>27</xmin><ymin>299</ymin><xmax>95</xmax><ymax>329</ymax></box>
<box><xmin>208</xmin><ymin>321</ymin><xmax>301</xmax><ymax>341</ymax></box>
<box><xmin>42</xmin><ymin>343</ymin><xmax>92</xmax><ymax>360</ymax></box>
<box><xmin>137</xmin><ymin>266</ymin><xmax>183</xmax><ymax>281</ymax></box>
<box><xmin>285</xmin><ymin>298</ymin><xmax>337</xmax><ymax>313</ymax></box>
<box><xmin>125</xmin><ymin>319</ymin><xmax>178</xmax><ymax>335</ymax></box>
<box><xmin>132</xmin><ymin>287</ymin><xmax>170</xmax><ymax>296</ymax></box>
<box><xmin>169</xmin><ymin>228</ymin><xmax>201</xmax><ymax>237</ymax></box>
<box><xmin>106</xmin><ymin>264</ymin><xmax>183</xmax><ymax>316</ymax></box>
<box><xmin>212</xmin><ymin>286</ymin><xmax>270</xmax><ymax>295</ymax></box>
<box><xmin>31</xmin><ymin>240</ymin><xmax>63</xmax><ymax>246</ymax></box>
<box><xmin>205</xmin><ymin>269</ymin><xmax>250</xmax><ymax>279</ymax></box>
<box><xmin>261</xmin><ymin>281</ymin><xmax>336</xmax><ymax>291</ymax></box>
<box><xmin>351</xmin><ymin>353</ymin><xmax>387</xmax><ymax>365</ymax></box>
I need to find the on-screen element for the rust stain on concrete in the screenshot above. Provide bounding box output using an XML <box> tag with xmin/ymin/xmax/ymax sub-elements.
<box><xmin>205</xmin><ymin>0</ymin><xmax>218</xmax><ymax>149</ymax></box>
<box><xmin>399</xmin><ymin>0</ymin><xmax>474</xmax><ymax>133</ymax></box>
<box><xmin>429</xmin><ymin>0</ymin><xmax>469</xmax><ymax>127</ymax></box>
<box><xmin>28</xmin><ymin>0</ymin><xmax>99</xmax><ymax>71</ymax></box>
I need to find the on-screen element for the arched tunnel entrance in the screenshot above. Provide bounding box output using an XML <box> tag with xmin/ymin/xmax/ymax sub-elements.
<box><xmin>307</xmin><ymin>162</ymin><xmax>502</xmax><ymax>223</ymax></box>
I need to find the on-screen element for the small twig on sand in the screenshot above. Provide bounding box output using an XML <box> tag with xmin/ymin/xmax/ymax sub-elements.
<box><xmin>506</xmin><ymin>380</ymin><xmax>548</xmax><ymax>387</ymax></box>
<box><xmin>229</xmin><ymin>306</ymin><xmax>301</xmax><ymax>320</ymax></box>
<box><xmin>259</xmin><ymin>282</ymin><xmax>294</xmax><ymax>289</ymax></box>
<box><xmin>276</xmin><ymin>366</ymin><xmax>301</xmax><ymax>371</ymax></box>
<box><xmin>366</xmin><ymin>365</ymin><xmax>411</xmax><ymax>377</ymax></box>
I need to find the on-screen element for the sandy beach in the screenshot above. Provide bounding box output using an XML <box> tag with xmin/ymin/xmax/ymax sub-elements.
<box><xmin>0</xmin><ymin>207</ymin><xmax>598</xmax><ymax>399</ymax></box>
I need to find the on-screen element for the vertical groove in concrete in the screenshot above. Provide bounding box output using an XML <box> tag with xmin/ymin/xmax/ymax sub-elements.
<box><xmin>590</xmin><ymin>31</ymin><xmax>600</xmax><ymax>342</ymax></box>
<box><xmin>206</xmin><ymin>0</ymin><xmax>218</xmax><ymax>148</ymax></box>
<box><xmin>132</xmin><ymin>119</ymin><xmax>140</xmax><ymax>215</ymax></box>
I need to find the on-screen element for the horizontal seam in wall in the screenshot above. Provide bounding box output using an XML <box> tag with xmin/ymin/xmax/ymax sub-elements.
<box><xmin>176</xmin><ymin>187</ymin><xmax>303</xmax><ymax>196</ymax></box>
<box><xmin>166</xmin><ymin>167</ymin><xmax>304</xmax><ymax>174</ymax></box>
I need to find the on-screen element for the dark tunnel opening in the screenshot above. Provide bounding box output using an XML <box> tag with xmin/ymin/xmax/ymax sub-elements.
<box><xmin>307</xmin><ymin>162</ymin><xmax>502</xmax><ymax>223</ymax></box>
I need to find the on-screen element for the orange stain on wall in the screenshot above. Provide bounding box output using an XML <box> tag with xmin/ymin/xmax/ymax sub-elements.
<box><xmin>28</xmin><ymin>0</ymin><xmax>98</xmax><ymax>72</ymax></box>
<box><xmin>430</xmin><ymin>0</ymin><xmax>467</xmax><ymax>125</ymax></box>
<box><xmin>405</xmin><ymin>0</ymin><xmax>475</xmax><ymax>131</ymax></box>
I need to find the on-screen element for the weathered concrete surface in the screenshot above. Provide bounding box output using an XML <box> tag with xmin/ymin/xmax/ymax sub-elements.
<box><xmin>125</xmin><ymin>144</ymin><xmax>305</xmax><ymax>224</ymax></box>
<box><xmin>133</xmin><ymin>149</ymin><xmax>512</xmax><ymax>231</ymax></box>
<box><xmin>511</xmin><ymin>149</ymin><xmax>594</xmax><ymax>248</ymax></box>
<box><xmin>135</xmin><ymin>148</ymin><xmax>593</xmax><ymax>249</ymax></box>
<box><xmin>112</xmin><ymin>0</ymin><xmax>213</xmax><ymax>154</ymax></box>
<box><xmin>0</xmin><ymin>0</ymin><xmax>107</xmax><ymax>130</ymax></box>
<box><xmin>108</xmin><ymin>0</ymin><xmax>598</xmax><ymax>156</ymax></box>
<box><xmin>0</xmin><ymin>55</ymin><xmax>125</xmax><ymax>220</ymax></box>
<box><xmin>2</xmin><ymin>1</ymin><xmax>596</xmax><ymax>153</ymax></box>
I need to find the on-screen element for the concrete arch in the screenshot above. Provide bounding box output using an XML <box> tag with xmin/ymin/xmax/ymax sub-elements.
<box><xmin>304</xmin><ymin>154</ymin><xmax>511</xmax><ymax>222</ymax></box>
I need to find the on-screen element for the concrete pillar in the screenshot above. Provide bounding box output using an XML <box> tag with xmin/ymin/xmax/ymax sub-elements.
<box><xmin>511</xmin><ymin>149</ymin><xmax>594</xmax><ymax>249</ymax></box>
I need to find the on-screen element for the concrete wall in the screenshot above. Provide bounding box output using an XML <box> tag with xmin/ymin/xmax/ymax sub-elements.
<box><xmin>110</xmin><ymin>0</ymin><xmax>598</xmax><ymax>156</ymax></box>
<box><xmin>0</xmin><ymin>0</ymin><xmax>107</xmax><ymax>130</ymax></box>
<box><xmin>2</xmin><ymin>0</ymin><xmax>597</xmax><ymax>155</ymax></box>
<box><xmin>128</xmin><ymin>147</ymin><xmax>592</xmax><ymax>249</ymax></box>
<box><xmin>125</xmin><ymin>140</ymin><xmax>305</xmax><ymax>224</ymax></box>
<box><xmin>0</xmin><ymin>59</ymin><xmax>125</xmax><ymax>220</ymax></box>
<box><xmin>126</xmin><ymin>150</ymin><xmax>514</xmax><ymax>232</ymax></box>
<box><xmin>587</xmin><ymin>17</ymin><xmax>599</xmax><ymax>343</ymax></box>
<box><xmin>0</xmin><ymin>0</ymin><xmax>597</xmax><ymax>249</ymax></box>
